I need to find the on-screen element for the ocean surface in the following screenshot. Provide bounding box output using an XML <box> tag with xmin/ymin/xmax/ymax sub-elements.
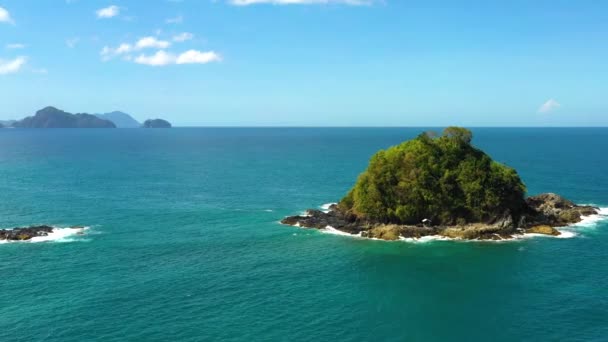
<box><xmin>0</xmin><ymin>128</ymin><xmax>607</xmax><ymax>342</ymax></box>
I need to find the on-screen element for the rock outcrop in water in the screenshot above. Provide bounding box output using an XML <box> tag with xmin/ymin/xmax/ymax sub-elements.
<box><xmin>0</xmin><ymin>225</ymin><xmax>86</xmax><ymax>241</ymax></box>
<box><xmin>281</xmin><ymin>127</ymin><xmax>599</xmax><ymax>240</ymax></box>
<box><xmin>142</xmin><ymin>119</ymin><xmax>172</xmax><ymax>128</ymax></box>
<box><xmin>12</xmin><ymin>107</ymin><xmax>116</xmax><ymax>128</ymax></box>
<box><xmin>282</xmin><ymin>195</ymin><xmax>598</xmax><ymax>241</ymax></box>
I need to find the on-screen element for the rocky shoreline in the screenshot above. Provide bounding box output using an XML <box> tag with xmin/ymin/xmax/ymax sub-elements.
<box><xmin>281</xmin><ymin>193</ymin><xmax>599</xmax><ymax>241</ymax></box>
<box><xmin>0</xmin><ymin>225</ymin><xmax>86</xmax><ymax>241</ymax></box>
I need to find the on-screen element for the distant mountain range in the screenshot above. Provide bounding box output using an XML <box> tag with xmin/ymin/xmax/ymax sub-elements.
<box><xmin>95</xmin><ymin>111</ymin><xmax>140</xmax><ymax>128</ymax></box>
<box><xmin>0</xmin><ymin>107</ymin><xmax>171</xmax><ymax>128</ymax></box>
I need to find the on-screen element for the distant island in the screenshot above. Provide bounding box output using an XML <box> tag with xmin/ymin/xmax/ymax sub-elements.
<box><xmin>282</xmin><ymin>127</ymin><xmax>598</xmax><ymax>240</ymax></box>
<box><xmin>0</xmin><ymin>107</ymin><xmax>172</xmax><ymax>128</ymax></box>
<box><xmin>95</xmin><ymin>111</ymin><xmax>140</xmax><ymax>128</ymax></box>
<box><xmin>11</xmin><ymin>106</ymin><xmax>116</xmax><ymax>128</ymax></box>
<box><xmin>143</xmin><ymin>119</ymin><xmax>172</xmax><ymax>128</ymax></box>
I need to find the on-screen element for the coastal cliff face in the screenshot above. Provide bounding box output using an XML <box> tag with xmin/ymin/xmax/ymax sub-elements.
<box><xmin>281</xmin><ymin>127</ymin><xmax>598</xmax><ymax>240</ymax></box>
<box><xmin>142</xmin><ymin>119</ymin><xmax>172</xmax><ymax>128</ymax></box>
<box><xmin>13</xmin><ymin>107</ymin><xmax>116</xmax><ymax>128</ymax></box>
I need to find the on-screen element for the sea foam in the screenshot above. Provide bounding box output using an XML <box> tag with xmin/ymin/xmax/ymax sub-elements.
<box><xmin>568</xmin><ymin>207</ymin><xmax>608</xmax><ymax>228</ymax></box>
<box><xmin>320</xmin><ymin>203</ymin><xmax>337</xmax><ymax>213</ymax></box>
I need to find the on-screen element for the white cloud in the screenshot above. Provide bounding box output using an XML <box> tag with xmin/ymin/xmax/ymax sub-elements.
<box><xmin>228</xmin><ymin>0</ymin><xmax>374</xmax><ymax>5</ymax></box>
<box><xmin>66</xmin><ymin>37</ymin><xmax>80</xmax><ymax>48</ymax></box>
<box><xmin>0</xmin><ymin>57</ymin><xmax>26</xmax><ymax>75</ymax></box>
<box><xmin>0</xmin><ymin>6</ymin><xmax>14</xmax><ymax>24</ymax></box>
<box><xmin>135</xmin><ymin>36</ymin><xmax>171</xmax><ymax>49</ymax></box>
<box><xmin>538</xmin><ymin>99</ymin><xmax>561</xmax><ymax>113</ymax></box>
<box><xmin>173</xmin><ymin>32</ymin><xmax>194</xmax><ymax>42</ymax></box>
<box><xmin>166</xmin><ymin>15</ymin><xmax>183</xmax><ymax>24</ymax></box>
<box><xmin>96</xmin><ymin>5</ymin><xmax>120</xmax><ymax>18</ymax></box>
<box><xmin>134</xmin><ymin>50</ymin><xmax>221</xmax><ymax>66</ymax></box>
<box><xmin>176</xmin><ymin>50</ymin><xmax>221</xmax><ymax>64</ymax></box>
<box><xmin>134</xmin><ymin>50</ymin><xmax>175</xmax><ymax>66</ymax></box>
<box><xmin>6</xmin><ymin>43</ymin><xmax>25</xmax><ymax>49</ymax></box>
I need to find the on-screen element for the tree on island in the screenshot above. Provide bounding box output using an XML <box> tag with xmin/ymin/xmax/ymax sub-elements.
<box><xmin>338</xmin><ymin>127</ymin><xmax>527</xmax><ymax>225</ymax></box>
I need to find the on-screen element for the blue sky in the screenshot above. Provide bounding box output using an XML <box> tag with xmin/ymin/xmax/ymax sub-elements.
<box><xmin>0</xmin><ymin>0</ymin><xmax>606</xmax><ymax>126</ymax></box>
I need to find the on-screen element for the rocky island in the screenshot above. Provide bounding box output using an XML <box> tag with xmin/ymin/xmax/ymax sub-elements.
<box><xmin>282</xmin><ymin>127</ymin><xmax>599</xmax><ymax>240</ymax></box>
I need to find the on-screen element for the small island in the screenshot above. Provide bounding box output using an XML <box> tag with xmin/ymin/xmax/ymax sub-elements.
<box><xmin>142</xmin><ymin>119</ymin><xmax>172</xmax><ymax>128</ymax></box>
<box><xmin>282</xmin><ymin>127</ymin><xmax>598</xmax><ymax>240</ymax></box>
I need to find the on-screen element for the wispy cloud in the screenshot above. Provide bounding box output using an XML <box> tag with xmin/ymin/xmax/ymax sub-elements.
<box><xmin>66</xmin><ymin>38</ymin><xmax>80</xmax><ymax>48</ymax></box>
<box><xmin>96</xmin><ymin>5</ymin><xmax>120</xmax><ymax>19</ymax></box>
<box><xmin>6</xmin><ymin>43</ymin><xmax>25</xmax><ymax>49</ymax></box>
<box><xmin>166</xmin><ymin>15</ymin><xmax>183</xmax><ymax>24</ymax></box>
<box><xmin>228</xmin><ymin>0</ymin><xmax>374</xmax><ymax>5</ymax></box>
<box><xmin>173</xmin><ymin>32</ymin><xmax>193</xmax><ymax>42</ymax></box>
<box><xmin>100</xmin><ymin>34</ymin><xmax>189</xmax><ymax>61</ymax></box>
<box><xmin>0</xmin><ymin>6</ymin><xmax>15</xmax><ymax>24</ymax></box>
<box><xmin>101</xmin><ymin>43</ymin><xmax>133</xmax><ymax>60</ymax></box>
<box><xmin>33</xmin><ymin>68</ymin><xmax>48</xmax><ymax>74</ymax></box>
<box><xmin>101</xmin><ymin>36</ymin><xmax>171</xmax><ymax>61</ymax></box>
<box><xmin>0</xmin><ymin>57</ymin><xmax>27</xmax><ymax>75</ymax></box>
<box><xmin>538</xmin><ymin>99</ymin><xmax>561</xmax><ymax>113</ymax></box>
<box><xmin>135</xmin><ymin>50</ymin><xmax>221</xmax><ymax>66</ymax></box>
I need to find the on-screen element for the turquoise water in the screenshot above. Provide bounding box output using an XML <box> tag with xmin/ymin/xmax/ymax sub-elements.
<box><xmin>0</xmin><ymin>128</ymin><xmax>607</xmax><ymax>341</ymax></box>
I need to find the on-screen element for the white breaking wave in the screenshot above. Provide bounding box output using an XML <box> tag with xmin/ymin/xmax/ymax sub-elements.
<box><xmin>0</xmin><ymin>226</ymin><xmax>89</xmax><ymax>244</ymax></box>
<box><xmin>399</xmin><ymin>235</ymin><xmax>453</xmax><ymax>243</ymax></box>
<box><xmin>567</xmin><ymin>207</ymin><xmax>608</xmax><ymax>228</ymax></box>
<box><xmin>320</xmin><ymin>203</ymin><xmax>337</xmax><ymax>213</ymax></box>
<box><xmin>322</xmin><ymin>225</ymin><xmax>362</xmax><ymax>237</ymax></box>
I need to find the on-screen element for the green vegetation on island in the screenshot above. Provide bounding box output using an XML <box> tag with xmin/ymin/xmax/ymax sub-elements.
<box><xmin>339</xmin><ymin>127</ymin><xmax>527</xmax><ymax>225</ymax></box>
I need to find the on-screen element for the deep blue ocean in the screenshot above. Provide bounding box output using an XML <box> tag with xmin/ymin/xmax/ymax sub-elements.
<box><xmin>0</xmin><ymin>128</ymin><xmax>607</xmax><ymax>341</ymax></box>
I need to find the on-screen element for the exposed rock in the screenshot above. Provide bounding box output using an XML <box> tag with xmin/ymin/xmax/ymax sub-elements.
<box><xmin>142</xmin><ymin>119</ymin><xmax>172</xmax><ymax>128</ymax></box>
<box><xmin>362</xmin><ymin>225</ymin><xmax>401</xmax><ymax>240</ymax></box>
<box><xmin>526</xmin><ymin>193</ymin><xmax>598</xmax><ymax>226</ymax></box>
<box><xmin>526</xmin><ymin>225</ymin><xmax>561</xmax><ymax>236</ymax></box>
<box><xmin>281</xmin><ymin>193</ymin><xmax>597</xmax><ymax>241</ymax></box>
<box><xmin>0</xmin><ymin>226</ymin><xmax>55</xmax><ymax>241</ymax></box>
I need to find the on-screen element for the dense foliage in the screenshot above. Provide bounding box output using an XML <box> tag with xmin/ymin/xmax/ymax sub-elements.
<box><xmin>339</xmin><ymin>127</ymin><xmax>527</xmax><ymax>225</ymax></box>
